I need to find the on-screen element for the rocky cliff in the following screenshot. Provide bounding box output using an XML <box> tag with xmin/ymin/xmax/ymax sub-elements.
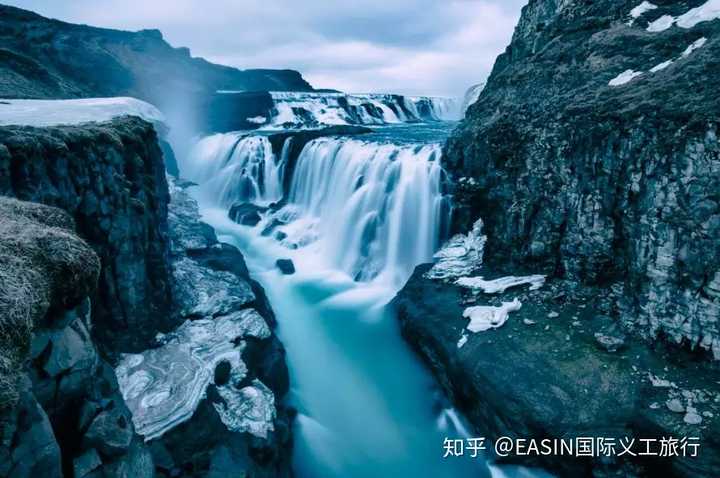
<box><xmin>394</xmin><ymin>1</ymin><xmax>720</xmax><ymax>476</ymax></box>
<box><xmin>0</xmin><ymin>117</ymin><xmax>175</xmax><ymax>353</ymax></box>
<box><xmin>0</xmin><ymin>197</ymin><xmax>154</xmax><ymax>477</ymax></box>
<box><xmin>446</xmin><ymin>0</ymin><xmax>720</xmax><ymax>357</ymax></box>
<box><xmin>0</xmin><ymin>119</ymin><xmax>293</xmax><ymax>476</ymax></box>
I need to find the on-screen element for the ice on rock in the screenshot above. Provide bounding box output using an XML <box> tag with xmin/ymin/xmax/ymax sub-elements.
<box><xmin>647</xmin><ymin>14</ymin><xmax>676</xmax><ymax>32</ymax></box>
<box><xmin>455</xmin><ymin>274</ymin><xmax>545</xmax><ymax>294</ymax></box>
<box><xmin>425</xmin><ymin>218</ymin><xmax>486</xmax><ymax>280</ymax></box>
<box><xmin>463</xmin><ymin>299</ymin><xmax>522</xmax><ymax>333</ymax></box>
<box><xmin>630</xmin><ymin>2</ymin><xmax>658</xmax><ymax>19</ymax></box>
<box><xmin>457</xmin><ymin>334</ymin><xmax>468</xmax><ymax>349</ymax></box>
<box><xmin>650</xmin><ymin>60</ymin><xmax>674</xmax><ymax>72</ymax></box>
<box><xmin>676</xmin><ymin>0</ymin><xmax>720</xmax><ymax>29</ymax></box>
<box><xmin>681</xmin><ymin>37</ymin><xmax>707</xmax><ymax>57</ymax></box>
<box><xmin>646</xmin><ymin>0</ymin><xmax>720</xmax><ymax>32</ymax></box>
<box><xmin>214</xmin><ymin>380</ymin><xmax>276</xmax><ymax>439</ymax></box>
<box><xmin>609</xmin><ymin>70</ymin><xmax>643</xmax><ymax>86</ymax></box>
<box><xmin>116</xmin><ymin>309</ymin><xmax>271</xmax><ymax>440</ymax></box>
<box><xmin>0</xmin><ymin>97</ymin><xmax>164</xmax><ymax>127</ymax></box>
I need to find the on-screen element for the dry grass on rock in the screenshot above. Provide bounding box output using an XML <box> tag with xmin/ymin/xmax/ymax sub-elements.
<box><xmin>0</xmin><ymin>196</ymin><xmax>99</xmax><ymax>408</ymax></box>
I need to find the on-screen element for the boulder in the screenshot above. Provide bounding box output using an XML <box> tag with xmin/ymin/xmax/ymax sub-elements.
<box><xmin>275</xmin><ymin>259</ymin><xmax>295</xmax><ymax>275</ymax></box>
<box><xmin>229</xmin><ymin>203</ymin><xmax>266</xmax><ymax>227</ymax></box>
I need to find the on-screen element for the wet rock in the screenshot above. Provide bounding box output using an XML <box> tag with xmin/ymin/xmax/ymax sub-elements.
<box><xmin>229</xmin><ymin>203</ymin><xmax>266</xmax><ymax>227</ymax></box>
<box><xmin>83</xmin><ymin>407</ymin><xmax>134</xmax><ymax>457</ymax></box>
<box><xmin>276</xmin><ymin>259</ymin><xmax>295</xmax><ymax>275</ymax></box>
<box><xmin>1</xmin><ymin>380</ymin><xmax>62</xmax><ymax>478</ymax></box>
<box><xmin>168</xmin><ymin>178</ymin><xmax>218</xmax><ymax>252</ymax></box>
<box><xmin>73</xmin><ymin>448</ymin><xmax>102</xmax><ymax>478</ymax></box>
<box><xmin>594</xmin><ymin>329</ymin><xmax>626</xmax><ymax>353</ymax></box>
<box><xmin>214</xmin><ymin>360</ymin><xmax>232</xmax><ymax>386</ymax></box>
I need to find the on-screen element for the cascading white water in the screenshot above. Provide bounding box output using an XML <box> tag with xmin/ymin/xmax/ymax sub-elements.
<box><xmin>185</xmin><ymin>133</ymin><xmax>283</xmax><ymax>206</ymax></box>
<box><xmin>282</xmin><ymin>138</ymin><xmax>447</xmax><ymax>287</ymax></box>
<box><xmin>183</xmin><ymin>121</ymin><xmax>550</xmax><ymax>478</ymax></box>
<box><xmin>265</xmin><ymin>91</ymin><xmax>462</xmax><ymax>128</ymax></box>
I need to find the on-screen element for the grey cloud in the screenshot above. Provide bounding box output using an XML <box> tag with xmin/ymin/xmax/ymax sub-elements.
<box><xmin>5</xmin><ymin>0</ymin><xmax>528</xmax><ymax>96</ymax></box>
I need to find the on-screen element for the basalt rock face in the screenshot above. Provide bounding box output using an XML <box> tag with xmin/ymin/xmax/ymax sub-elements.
<box><xmin>0</xmin><ymin>4</ymin><xmax>312</xmax><ymax>103</ymax></box>
<box><xmin>445</xmin><ymin>0</ymin><xmax>720</xmax><ymax>357</ymax></box>
<box><xmin>0</xmin><ymin>197</ymin><xmax>153</xmax><ymax>478</ymax></box>
<box><xmin>0</xmin><ymin>117</ymin><xmax>175</xmax><ymax>353</ymax></box>
<box><xmin>116</xmin><ymin>180</ymin><xmax>292</xmax><ymax>477</ymax></box>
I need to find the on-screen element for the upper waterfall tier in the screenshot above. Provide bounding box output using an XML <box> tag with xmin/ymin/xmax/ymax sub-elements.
<box><xmin>215</xmin><ymin>91</ymin><xmax>462</xmax><ymax>129</ymax></box>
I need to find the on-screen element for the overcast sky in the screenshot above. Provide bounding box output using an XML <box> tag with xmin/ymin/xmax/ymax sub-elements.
<box><xmin>6</xmin><ymin>0</ymin><xmax>527</xmax><ymax>97</ymax></box>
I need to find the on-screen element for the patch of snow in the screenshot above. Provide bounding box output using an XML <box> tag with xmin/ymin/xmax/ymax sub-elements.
<box><xmin>609</xmin><ymin>69</ymin><xmax>643</xmax><ymax>86</ymax></box>
<box><xmin>646</xmin><ymin>0</ymin><xmax>720</xmax><ymax>32</ymax></box>
<box><xmin>647</xmin><ymin>14</ymin><xmax>676</xmax><ymax>32</ymax></box>
<box><xmin>457</xmin><ymin>334</ymin><xmax>468</xmax><ymax>349</ymax></box>
<box><xmin>650</xmin><ymin>60</ymin><xmax>674</xmax><ymax>72</ymax></box>
<box><xmin>647</xmin><ymin>373</ymin><xmax>674</xmax><ymax>387</ymax></box>
<box><xmin>677</xmin><ymin>0</ymin><xmax>720</xmax><ymax>29</ymax></box>
<box><xmin>0</xmin><ymin>97</ymin><xmax>165</xmax><ymax>127</ymax></box>
<box><xmin>455</xmin><ymin>274</ymin><xmax>545</xmax><ymax>294</ymax></box>
<box><xmin>425</xmin><ymin>218</ymin><xmax>486</xmax><ymax>280</ymax></box>
<box><xmin>681</xmin><ymin>37</ymin><xmax>708</xmax><ymax>57</ymax></box>
<box><xmin>462</xmin><ymin>298</ymin><xmax>522</xmax><ymax>333</ymax></box>
<box><xmin>246</xmin><ymin>115</ymin><xmax>267</xmax><ymax>124</ymax></box>
<box><xmin>631</xmin><ymin>1</ymin><xmax>658</xmax><ymax>19</ymax></box>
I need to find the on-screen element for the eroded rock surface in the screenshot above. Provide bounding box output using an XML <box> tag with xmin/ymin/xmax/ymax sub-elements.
<box><xmin>116</xmin><ymin>179</ymin><xmax>291</xmax><ymax>477</ymax></box>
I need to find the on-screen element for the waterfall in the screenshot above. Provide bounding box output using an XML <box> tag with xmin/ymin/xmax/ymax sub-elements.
<box><xmin>185</xmin><ymin>133</ymin><xmax>450</xmax><ymax>289</ymax></box>
<box><xmin>284</xmin><ymin>138</ymin><xmax>448</xmax><ymax>286</ymax></box>
<box><xmin>185</xmin><ymin>133</ymin><xmax>283</xmax><ymax>206</ymax></box>
<box><xmin>264</xmin><ymin>91</ymin><xmax>461</xmax><ymax>128</ymax></box>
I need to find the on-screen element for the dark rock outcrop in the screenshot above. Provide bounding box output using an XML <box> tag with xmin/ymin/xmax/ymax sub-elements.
<box><xmin>0</xmin><ymin>197</ymin><xmax>153</xmax><ymax>478</ymax></box>
<box><xmin>275</xmin><ymin>259</ymin><xmax>295</xmax><ymax>275</ymax></box>
<box><xmin>115</xmin><ymin>180</ymin><xmax>292</xmax><ymax>477</ymax></box>
<box><xmin>394</xmin><ymin>264</ymin><xmax>720</xmax><ymax>477</ymax></box>
<box><xmin>229</xmin><ymin>203</ymin><xmax>267</xmax><ymax>227</ymax></box>
<box><xmin>0</xmin><ymin>117</ymin><xmax>175</xmax><ymax>353</ymax></box>
<box><xmin>445</xmin><ymin>0</ymin><xmax>720</xmax><ymax>356</ymax></box>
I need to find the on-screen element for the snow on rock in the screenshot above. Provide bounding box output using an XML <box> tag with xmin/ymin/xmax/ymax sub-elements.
<box><xmin>457</xmin><ymin>334</ymin><xmax>468</xmax><ymax>349</ymax></box>
<box><xmin>646</xmin><ymin>0</ymin><xmax>720</xmax><ymax>32</ymax></box>
<box><xmin>463</xmin><ymin>299</ymin><xmax>522</xmax><ymax>333</ymax></box>
<box><xmin>455</xmin><ymin>275</ymin><xmax>546</xmax><ymax>294</ymax></box>
<box><xmin>246</xmin><ymin>115</ymin><xmax>267</xmax><ymax>124</ymax></box>
<box><xmin>609</xmin><ymin>69</ymin><xmax>643</xmax><ymax>86</ymax></box>
<box><xmin>650</xmin><ymin>60</ymin><xmax>674</xmax><ymax>72</ymax></box>
<box><xmin>631</xmin><ymin>1</ymin><xmax>658</xmax><ymax>19</ymax></box>
<box><xmin>682</xmin><ymin>37</ymin><xmax>708</xmax><ymax>57</ymax></box>
<box><xmin>0</xmin><ymin>97</ymin><xmax>165</xmax><ymax>127</ymax></box>
<box><xmin>647</xmin><ymin>14</ymin><xmax>676</xmax><ymax>32</ymax></box>
<box><xmin>425</xmin><ymin>218</ymin><xmax>486</xmax><ymax>280</ymax></box>
<box><xmin>677</xmin><ymin>0</ymin><xmax>720</xmax><ymax>29</ymax></box>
